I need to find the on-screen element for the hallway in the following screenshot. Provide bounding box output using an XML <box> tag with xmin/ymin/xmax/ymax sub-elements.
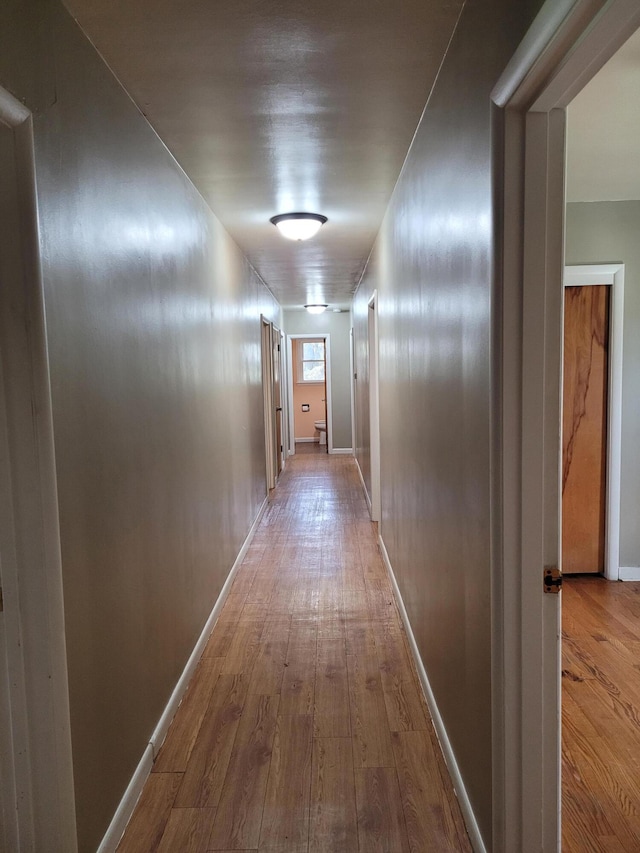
<box><xmin>116</xmin><ymin>452</ymin><xmax>471</xmax><ymax>852</ymax></box>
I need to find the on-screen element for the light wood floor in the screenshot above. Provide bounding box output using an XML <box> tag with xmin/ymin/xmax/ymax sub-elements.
<box><xmin>117</xmin><ymin>452</ymin><xmax>471</xmax><ymax>852</ymax></box>
<box><xmin>562</xmin><ymin>576</ymin><xmax>640</xmax><ymax>852</ymax></box>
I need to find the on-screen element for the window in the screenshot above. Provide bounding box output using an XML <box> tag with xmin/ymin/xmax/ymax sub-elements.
<box><xmin>297</xmin><ymin>339</ymin><xmax>325</xmax><ymax>383</ymax></box>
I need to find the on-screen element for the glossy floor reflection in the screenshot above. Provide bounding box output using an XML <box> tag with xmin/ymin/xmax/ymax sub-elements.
<box><xmin>117</xmin><ymin>452</ymin><xmax>471</xmax><ymax>852</ymax></box>
<box><xmin>562</xmin><ymin>576</ymin><xmax>640</xmax><ymax>852</ymax></box>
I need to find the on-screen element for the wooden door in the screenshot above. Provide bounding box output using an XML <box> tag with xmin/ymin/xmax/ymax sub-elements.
<box><xmin>562</xmin><ymin>285</ymin><xmax>609</xmax><ymax>574</ymax></box>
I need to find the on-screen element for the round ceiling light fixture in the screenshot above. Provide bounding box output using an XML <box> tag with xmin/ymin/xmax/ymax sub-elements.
<box><xmin>304</xmin><ymin>304</ymin><xmax>328</xmax><ymax>315</ymax></box>
<box><xmin>270</xmin><ymin>212</ymin><xmax>327</xmax><ymax>241</ymax></box>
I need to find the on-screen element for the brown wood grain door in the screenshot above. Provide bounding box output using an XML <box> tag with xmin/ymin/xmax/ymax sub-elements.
<box><xmin>562</xmin><ymin>285</ymin><xmax>609</xmax><ymax>574</ymax></box>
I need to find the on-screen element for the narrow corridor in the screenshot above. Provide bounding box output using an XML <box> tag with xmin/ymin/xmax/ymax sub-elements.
<box><xmin>117</xmin><ymin>451</ymin><xmax>471</xmax><ymax>851</ymax></box>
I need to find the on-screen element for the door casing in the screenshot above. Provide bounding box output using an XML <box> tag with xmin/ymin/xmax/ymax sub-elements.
<box><xmin>492</xmin><ymin>1</ymin><xmax>640</xmax><ymax>850</ymax></box>
<box><xmin>367</xmin><ymin>293</ymin><xmax>381</xmax><ymax>523</ymax></box>
<box><xmin>0</xmin><ymin>87</ymin><xmax>77</xmax><ymax>852</ymax></box>
<box><xmin>286</xmin><ymin>333</ymin><xmax>334</xmax><ymax>456</ymax></box>
<box><xmin>261</xmin><ymin>317</ymin><xmax>278</xmax><ymax>489</ymax></box>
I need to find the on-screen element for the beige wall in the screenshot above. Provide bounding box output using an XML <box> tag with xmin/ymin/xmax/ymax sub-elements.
<box><xmin>353</xmin><ymin>0</ymin><xmax>543</xmax><ymax>845</ymax></box>
<box><xmin>284</xmin><ymin>310</ymin><xmax>353</xmax><ymax>450</ymax></box>
<box><xmin>1</xmin><ymin>2</ymin><xmax>279</xmax><ymax>850</ymax></box>
<box><xmin>566</xmin><ymin>201</ymin><xmax>640</xmax><ymax>570</ymax></box>
<box><xmin>292</xmin><ymin>339</ymin><xmax>326</xmax><ymax>439</ymax></box>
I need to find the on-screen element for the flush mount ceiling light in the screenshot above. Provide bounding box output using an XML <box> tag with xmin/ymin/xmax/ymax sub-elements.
<box><xmin>304</xmin><ymin>304</ymin><xmax>328</xmax><ymax>315</ymax></box>
<box><xmin>270</xmin><ymin>212</ymin><xmax>327</xmax><ymax>241</ymax></box>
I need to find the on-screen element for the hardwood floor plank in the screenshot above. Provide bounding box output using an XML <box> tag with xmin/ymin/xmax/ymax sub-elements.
<box><xmin>309</xmin><ymin>737</ymin><xmax>357</xmax><ymax>853</ymax></box>
<box><xmin>231</xmin><ymin>562</ymin><xmax>261</xmax><ymax>596</ymax></box>
<box><xmin>156</xmin><ymin>808</ymin><xmax>214</xmax><ymax>853</ymax></box>
<box><xmin>280</xmin><ymin>621</ymin><xmax>317</xmax><ymax>716</ymax></box>
<box><xmin>563</xmin><ymin>577</ymin><xmax>640</xmax><ymax>852</ymax></box>
<box><xmin>375</xmin><ymin>626</ymin><xmax>428</xmax><ymax>732</ymax></box>
<box><xmin>382</xmin><ymin>679</ymin><xmax>429</xmax><ymax>734</ymax></box>
<box><xmin>392</xmin><ymin>730</ymin><xmax>472</xmax><ymax>852</ymax></box>
<box><xmin>174</xmin><ymin>674</ymin><xmax>247</xmax><ymax>808</ymax></box>
<box><xmin>204</xmin><ymin>619</ymin><xmax>237</xmax><ymax>659</ymax></box>
<box><xmin>154</xmin><ymin>657</ymin><xmax>223</xmax><ymax>772</ymax></box>
<box><xmin>347</xmin><ymin>652</ymin><xmax>395</xmax><ymax>768</ymax></box>
<box><xmin>220</xmin><ymin>620</ymin><xmax>265</xmax><ymax>676</ymax></box>
<box><xmin>217</xmin><ymin>591</ymin><xmax>249</xmax><ymax>622</ymax></box>
<box><xmin>240</xmin><ymin>587</ymin><xmax>276</xmax><ymax>624</ymax></box>
<box><xmin>247</xmin><ymin>617</ymin><xmax>291</xmax><ymax>695</ymax></box>
<box><xmin>116</xmin><ymin>452</ymin><xmax>466</xmax><ymax>853</ymax></box>
<box><xmin>354</xmin><ymin>767</ymin><xmax>410</xmax><ymax>853</ymax></box>
<box><xmin>317</xmin><ymin>575</ymin><xmax>345</xmax><ymax>641</ymax></box>
<box><xmin>563</xmin><ymin>710</ymin><xmax>640</xmax><ymax>847</ymax></box>
<box><xmin>208</xmin><ymin>693</ymin><xmax>279</xmax><ymax>850</ymax></box>
<box><xmin>116</xmin><ymin>773</ymin><xmax>182</xmax><ymax>853</ymax></box>
<box><xmin>314</xmin><ymin>639</ymin><xmax>350</xmax><ymax>738</ymax></box>
<box><xmin>344</xmin><ymin>617</ymin><xmax>377</xmax><ymax>657</ymax></box>
<box><xmin>259</xmin><ymin>714</ymin><xmax>313</xmax><ymax>852</ymax></box>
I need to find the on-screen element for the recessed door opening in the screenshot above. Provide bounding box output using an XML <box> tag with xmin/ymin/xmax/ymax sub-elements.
<box><xmin>495</xmin><ymin>4</ymin><xmax>640</xmax><ymax>849</ymax></box>
<box><xmin>287</xmin><ymin>334</ymin><xmax>333</xmax><ymax>456</ymax></box>
<box><xmin>261</xmin><ymin>317</ymin><xmax>285</xmax><ymax>489</ymax></box>
<box><xmin>560</xmin><ymin>27</ymin><xmax>636</xmax><ymax>846</ymax></box>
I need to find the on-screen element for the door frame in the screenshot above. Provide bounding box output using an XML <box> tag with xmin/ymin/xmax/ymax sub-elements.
<box><xmin>563</xmin><ymin>263</ymin><xmax>624</xmax><ymax>580</ymax></box>
<box><xmin>492</xmin><ymin>1</ymin><xmax>640</xmax><ymax>850</ymax></box>
<box><xmin>0</xmin><ymin>87</ymin><xmax>77</xmax><ymax>851</ymax></box>
<box><xmin>350</xmin><ymin>325</ymin><xmax>356</xmax><ymax>457</ymax></box>
<box><xmin>261</xmin><ymin>316</ymin><xmax>277</xmax><ymax>489</ymax></box>
<box><xmin>492</xmin><ymin>0</ymin><xmax>640</xmax><ymax>853</ymax></box>
<box><xmin>367</xmin><ymin>293</ymin><xmax>381</xmax><ymax>523</ymax></box>
<box><xmin>286</xmin><ymin>333</ymin><xmax>333</xmax><ymax>455</ymax></box>
<box><xmin>272</xmin><ymin>324</ymin><xmax>284</xmax><ymax>478</ymax></box>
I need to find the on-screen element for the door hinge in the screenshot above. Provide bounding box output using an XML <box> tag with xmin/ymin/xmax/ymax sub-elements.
<box><xmin>543</xmin><ymin>566</ymin><xmax>562</xmax><ymax>594</ymax></box>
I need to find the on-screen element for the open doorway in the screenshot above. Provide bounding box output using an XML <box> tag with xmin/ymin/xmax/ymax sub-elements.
<box><xmin>287</xmin><ymin>335</ymin><xmax>331</xmax><ymax>454</ymax></box>
<box><xmin>494</xmin><ymin>3</ymin><xmax>640</xmax><ymax>850</ymax></box>
<box><xmin>560</xmin><ymin>28</ymin><xmax>640</xmax><ymax>849</ymax></box>
<box><xmin>261</xmin><ymin>318</ymin><xmax>285</xmax><ymax>489</ymax></box>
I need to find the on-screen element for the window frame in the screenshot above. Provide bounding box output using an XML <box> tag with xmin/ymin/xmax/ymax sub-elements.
<box><xmin>296</xmin><ymin>338</ymin><xmax>326</xmax><ymax>384</ymax></box>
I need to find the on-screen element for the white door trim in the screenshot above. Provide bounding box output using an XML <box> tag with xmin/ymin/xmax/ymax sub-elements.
<box><xmin>0</xmin><ymin>87</ymin><xmax>77</xmax><ymax>852</ymax></box>
<box><xmin>279</xmin><ymin>328</ymin><xmax>289</xmax><ymax>470</ymax></box>
<box><xmin>350</xmin><ymin>325</ymin><xmax>356</xmax><ymax>457</ymax></box>
<box><xmin>286</xmin><ymin>334</ymin><xmax>333</xmax><ymax>454</ymax></box>
<box><xmin>492</xmin><ymin>2</ymin><xmax>640</xmax><ymax>850</ymax></box>
<box><xmin>261</xmin><ymin>317</ymin><xmax>276</xmax><ymax>490</ymax></box>
<box><xmin>367</xmin><ymin>293</ymin><xmax>381</xmax><ymax>523</ymax></box>
<box><xmin>563</xmin><ymin>263</ymin><xmax>624</xmax><ymax>581</ymax></box>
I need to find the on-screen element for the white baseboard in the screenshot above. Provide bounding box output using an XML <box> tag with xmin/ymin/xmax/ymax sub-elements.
<box><xmin>97</xmin><ymin>746</ymin><xmax>154</xmax><ymax>853</ymax></box>
<box><xmin>98</xmin><ymin>495</ymin><xmax>269</xmax><ymax>853</ymax></box>
<box><xmin>619</xmin><ymin>566</ymin><xmax>640</xmax><ymax>581</ymax></box>
<box><xmin>377</xmin><ymin>535</ymin><xmax>487</xmax><ymax>853</ymax></box>
<box><xmin>329</xmin><ymin>447</ymin><xmax>353</xmax><ymax>455</ymax></box>
<box><xmin>294</xmin><ymin>437</ymin><xmax>316</xmax><ymax>443</ymax></box>
<box><xmin>355</xmin><ymin>457</ymin><xmax>372</xmax><ymax>514</ymax></box>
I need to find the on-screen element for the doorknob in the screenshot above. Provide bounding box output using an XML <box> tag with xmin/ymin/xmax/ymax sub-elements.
<box><xmin>276</xmin><ymin>407</ymin><xmax>282</xmax><ymax>412</ymax></box>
